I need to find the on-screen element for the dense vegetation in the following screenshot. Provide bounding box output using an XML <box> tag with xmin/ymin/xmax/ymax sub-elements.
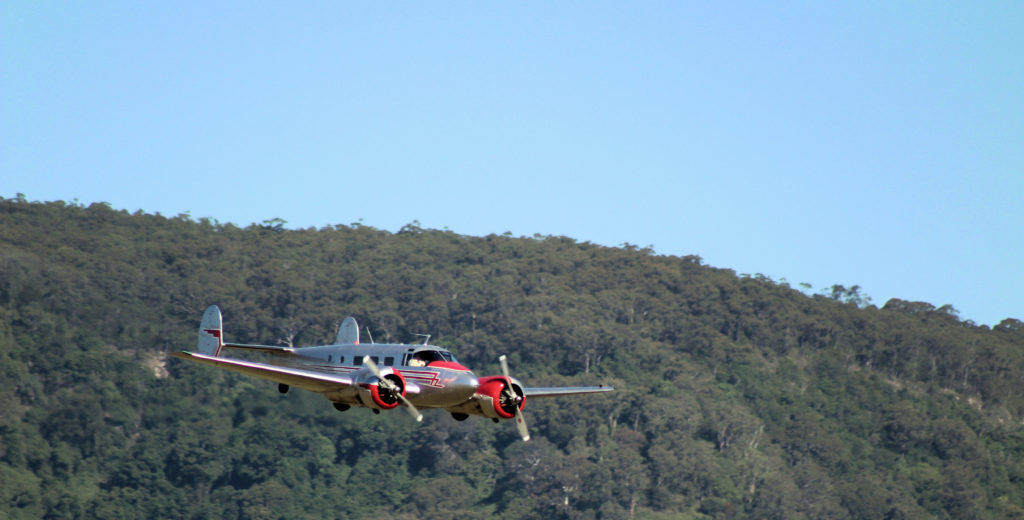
<box><xmin>2</xmin><ymin>195</ymin><xmax>1023</xmax><ymax>519</ymax></box>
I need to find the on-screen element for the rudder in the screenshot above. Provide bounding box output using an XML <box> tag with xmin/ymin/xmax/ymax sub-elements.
<box><xmin>336</xmin><ymin>316</ymin><xmax>359</xmax><ymax>345</ymax></box>
<box><xmin>198</xmin><ymin>305</ymin><xmax>224</xmax><ymax>356</ymax></box>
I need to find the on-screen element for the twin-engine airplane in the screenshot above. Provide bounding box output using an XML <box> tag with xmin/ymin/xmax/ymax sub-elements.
<box><xmin>171</xmin><ymin>306</ymin><xmax>613</xmax><ymax>441</ymax></box>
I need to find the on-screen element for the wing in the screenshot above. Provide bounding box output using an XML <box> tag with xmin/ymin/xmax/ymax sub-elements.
<box><xmin>524</xmin><ymin>385</ymin><xmax>615</xmax><ymax>398</ymax></box>
<box><xmin>170</xmin><ymin>350</ymin><xmax>353</xmax><ymax>393</ymax></box>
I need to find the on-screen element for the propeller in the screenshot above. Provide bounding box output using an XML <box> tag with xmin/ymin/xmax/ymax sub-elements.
<box><xmin>499</xmin><ymin>355</ymin><xmax>530</xmax><ymax>441</ymax></box>
<box><xmin>363</xmin><ymin>356</ymin><xmax>423</xmax><ymax>422</ymax></box>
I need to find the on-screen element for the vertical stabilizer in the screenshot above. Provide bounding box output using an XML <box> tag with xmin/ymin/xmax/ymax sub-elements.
<box><xmin>198</xmin><ymin>305</ymin><xmax>224</xmax><ymax>356</ymax></box>
<box><xmin>336</xmin><ymin>316</ymin><xmax>360</xmax><ymax>345</ymax></box>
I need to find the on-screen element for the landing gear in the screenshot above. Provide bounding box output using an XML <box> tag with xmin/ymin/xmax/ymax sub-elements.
<box><xmin>451</xmin><ymin>412</ymin><xmax>469</xmax><ymax>422</ymax></box>
<box><xmin>333</xmin><ymin>403</ymin><xmax>350</xmax><ymax>412</ymax></box>
<box><xmin>278</xmin><ymin>383</ymin><xmax>290</xmax><ymax>394</ymax></box>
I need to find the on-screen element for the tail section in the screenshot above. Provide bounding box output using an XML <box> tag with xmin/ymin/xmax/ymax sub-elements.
<box><xmin>198</xmin><ymin>305</ymin><xmax>224</xmax><ymax>356</ymax></box>
<box><xmin>336</xmin><ymin>316</ymin><xmax>359</xmax><ymax>345</ymax></box>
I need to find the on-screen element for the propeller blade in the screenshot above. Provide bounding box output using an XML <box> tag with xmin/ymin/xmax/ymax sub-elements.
<box><xmin>498</xmin><ymin>355</ymin><xmax>515</xmax><ymax>391</ymax></box>
<box><xmin>364</xmin><ymin>356</ymin><xmax>423</xmax><ymax>422</ymax></box>
<box><xmin>396</xmin><ymin>392</ymin><xmax>424</xmax><ymax>422</ymax></box>
<box><xmin>498</xmin><ymin>355</ymin><xmax>530</xmax><ymax>441</ymax></box>
<box><xmin>512</xmin><ymin>404</ymin><xmax>530</xmax><ymax>442</ymax></box>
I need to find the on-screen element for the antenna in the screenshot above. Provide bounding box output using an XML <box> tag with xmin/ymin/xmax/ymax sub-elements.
<box><xmin>365</xmin><ymin>328</ymin><xmax>375</xmax><ymax>344</ymax></box>
<box><xmin>414</xmin><ymin>333</ymin><xmax>431</xmax><ymax>345</ymax></box>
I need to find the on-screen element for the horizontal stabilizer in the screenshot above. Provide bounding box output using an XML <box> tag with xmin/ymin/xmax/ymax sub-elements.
<box><xmin>222</xmin><ymin>343</ymin><xmax>295</xmax><ymax>353</ymax></box>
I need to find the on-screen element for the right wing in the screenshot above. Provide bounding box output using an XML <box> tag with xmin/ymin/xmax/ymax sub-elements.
<box><xmin>524</xmin><ymin>385</ymin><xmax>615</xmax><ymax>398</ymax></box>
<box><xmin>170</xmin><ymin>350</ymin><xmax>353</xmax><ymax>393</ymax></box>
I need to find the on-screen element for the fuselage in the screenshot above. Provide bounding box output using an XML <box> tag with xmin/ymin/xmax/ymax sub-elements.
<box><xmin>177</xmin><ymin>305</ymin><xmax>608</xmax><ymax>438</ymax></box>
<box><xmin>268</xmin><ymin>343</ymin><xmax>482</xmax><ymax>409</ymax></box>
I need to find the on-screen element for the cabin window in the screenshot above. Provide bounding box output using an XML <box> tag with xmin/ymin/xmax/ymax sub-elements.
<box><xmin>328</xmin><ymin>355</ymin><xmax>333</xmax><ymax>363</ymax></box>
<box><xmin>354</xmin><ymin>357</ymin><xmax>362</xmax><ymax>366</ymax></box>
<box><xmin>384</xmin><ymin>356</ymin><xmax>394</xmax><ymax>366</ymax></box>
<box><xmin>338</xmin><ymin>356</ymin><xmax>345</xmax><ymax>364</ymax></box>
<box><xmin>405</xmin><ymin>352</ymin><xmax>426</xmax><ymax>366</ymax></box>
<box><xmin>370</xmin><ymin>356</ymin><xmax>380</xmax><ymax>365</ymax></box>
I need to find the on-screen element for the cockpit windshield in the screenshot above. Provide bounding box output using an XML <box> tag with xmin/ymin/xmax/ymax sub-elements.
<box><xmin>405</xmin><ymin>349</ymin><xmax>457</xmax><ymax>367</ymax></box>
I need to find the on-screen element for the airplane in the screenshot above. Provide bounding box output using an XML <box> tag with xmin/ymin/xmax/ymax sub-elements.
<box><xmin>170</xmin><ymin>306</ymin><xmax>614</xmax><ymax>441</ymax></box>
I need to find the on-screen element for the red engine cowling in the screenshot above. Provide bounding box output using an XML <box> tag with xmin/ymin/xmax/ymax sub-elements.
<box><xmin>476</xmin><ymin>375</ymin><xmax>526</xmax><ymax>419</ymax></box>
<box><xmin>357</xmin><ymin>369</ymin><xmax>408</xmax><ymax>410</ymax></box>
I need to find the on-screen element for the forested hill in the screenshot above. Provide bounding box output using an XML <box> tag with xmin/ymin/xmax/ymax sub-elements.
<box><xmin>2</xmin><ymin>197</ymin><xmax>1023</xmax><ymax>519</ymax></box>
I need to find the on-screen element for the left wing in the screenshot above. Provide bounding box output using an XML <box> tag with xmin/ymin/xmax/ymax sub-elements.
<box><xmin>524</xmin><ymin>385</ymin><xmax>615</xmax><ymax>398</ymax></box>
<box><xmin>170</xmin><ymin>351</ymin><xmax>354</xmax><ymax>393</ymax></box>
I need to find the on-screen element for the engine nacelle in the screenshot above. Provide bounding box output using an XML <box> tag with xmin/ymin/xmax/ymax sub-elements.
<box><xmin>356</xmin><ymin>368</ymin><xmax>408</xmax><ymax>410</ymax></box>
<box><xmin>475</xmin><ymin>375</ymin><xmax>526</xmax><ymax>419</ymax></box>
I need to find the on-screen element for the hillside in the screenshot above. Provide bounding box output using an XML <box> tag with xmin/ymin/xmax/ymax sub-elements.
<box><xmin>2</xmin><ymin>196</ymin><xmax>1023</xmax><ymax>519</ymax></box>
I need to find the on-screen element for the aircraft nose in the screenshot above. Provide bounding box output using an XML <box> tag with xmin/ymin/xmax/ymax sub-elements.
<box><xmin>464</xmin><ymin>372</ymin><xmax>481</xmax><ymax>397</ymax></box>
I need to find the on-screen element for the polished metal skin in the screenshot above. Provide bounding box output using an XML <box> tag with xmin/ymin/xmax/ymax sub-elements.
<box><xmin>171</xmin><ymin>306</ymin><xmax>613</xmax><ymax>441</ymax></box>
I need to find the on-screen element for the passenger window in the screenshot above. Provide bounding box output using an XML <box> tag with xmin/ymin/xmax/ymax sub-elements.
<box><xmin>328</xmin><ymin>355</ymin><xmax>333</xmax><ymax>363</ymax></box>
<box><xmin>339</xmin><ymin>356</ymin><xmax>345</xmax><ymax>364</ymax></box>
<box><xmin>370</xmin><ymin>356</ymin><xmax>380</xmax><ymax>365</ymax></box>
<box><xmin>354</xmin><ymin>357</ymin><xmax>363</xmax><ymax>366</ymax></box>
<box><xmin>384</xmin><ymin>356</ymin><xmax>394</xmax><ymax>366</ymax></box>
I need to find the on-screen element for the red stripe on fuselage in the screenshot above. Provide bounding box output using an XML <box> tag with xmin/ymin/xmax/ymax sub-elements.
<box><xmin>271</xmin><ymin>362</ymin><xmax>452</xmax><ymax>389</ymax></box>
<box><xmin>396</xmin><ymin>369</ymin><xmax>444</xmax><ymax>388</ymax></box>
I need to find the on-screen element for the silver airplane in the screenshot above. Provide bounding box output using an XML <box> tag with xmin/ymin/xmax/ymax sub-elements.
<box><xmin>171</xmin><ymin>306</ymin><xmax>614</xmax><ymax>441</ymax></box>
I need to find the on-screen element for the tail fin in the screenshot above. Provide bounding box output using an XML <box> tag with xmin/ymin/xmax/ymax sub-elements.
<box><xmin>336</xmin><ymin>316</ymin><xmax>359</xmax><ymax>345</ymax></box>
<box><xmin>198</xmin><ymin>305</ymin><xmax>224</xmax><ymax>356</ymax></box>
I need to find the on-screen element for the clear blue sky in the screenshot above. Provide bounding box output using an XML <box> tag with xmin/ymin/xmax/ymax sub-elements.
<box><xmin>3</xmin><ymin>2</ymin><xmax>1022</xmax><ymax>326</ymax></box>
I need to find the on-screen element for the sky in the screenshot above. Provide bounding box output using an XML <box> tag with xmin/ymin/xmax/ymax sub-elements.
<box><xmin>2</xmin><ymin>2</ymin><xmax>1022</xmax><ymax>326</ymax></box>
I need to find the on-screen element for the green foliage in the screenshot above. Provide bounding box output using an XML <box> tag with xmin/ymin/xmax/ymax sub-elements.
<box><xmin>1</xmin><ymin>196</ymin><xmax>1022</xmax><ymax>519</ymax></box>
